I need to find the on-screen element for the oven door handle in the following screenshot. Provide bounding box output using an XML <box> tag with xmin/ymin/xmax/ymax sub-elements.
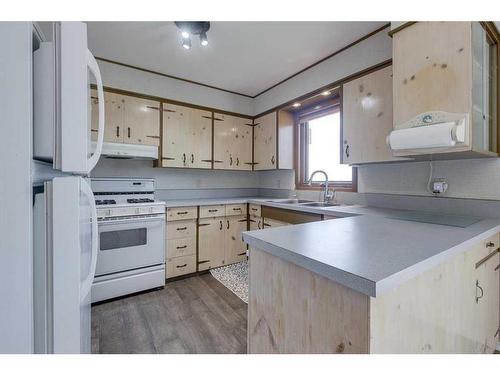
<box><xmin>98</xmin><ymin>215</ymin><xmax>166</xmax><ymax>226</ymax></box>
<box><xmin>80</xmin><ymin>178</ymin><xmax>99</xmax><ymax>300</ymax></box>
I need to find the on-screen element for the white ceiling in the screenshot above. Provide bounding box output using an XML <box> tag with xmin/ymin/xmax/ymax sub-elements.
<box><xmin>86</xmin><ymin>22</ymin><xmax>387</xmax><ymax>97</ymax></box>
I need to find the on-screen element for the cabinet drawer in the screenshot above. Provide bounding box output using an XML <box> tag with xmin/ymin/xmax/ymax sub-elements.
<box><xmin>199</xmin><ymin>205</ymin><xmax>225</xmax><ymax>218</ymax></box>
<box><xmin>166</xmin><ymin>220</ymin><xmax>196</xmax><ymax>239</ymax></box>
<box><xmin>166</xmin><ymin>237</ymin><xmax>196</xmax><ymax>258</ymax></box>
<box><xmin>166</xmin><ymin>255</ymin><xmax>196</xmax><ymax>278</ymax></box>
<box><xmin>167</xmin><ymin>206</ymin><xmax>197</xmax><ymax>221</ymax></box>
<box><xmin>225</xmin><ymin>203</ymin><xmax>247</xmax><ymax>216</ymax></box>
<box><xmin>249</xmin><ymin>204</ymin><xmax>261</xmax><ymax>217</ymax></box>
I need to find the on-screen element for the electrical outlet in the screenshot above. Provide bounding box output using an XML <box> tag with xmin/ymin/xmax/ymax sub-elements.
<box><xmin>432</xmin><ymin>180</ymin><xmax>448</xmax><ymax>194</ymax></box>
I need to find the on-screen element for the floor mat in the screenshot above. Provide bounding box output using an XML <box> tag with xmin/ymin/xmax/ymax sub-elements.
<box><xmin>210</xmin><ymin>261</ymin><xmax>248</xmax><ymax>303</ymax></box>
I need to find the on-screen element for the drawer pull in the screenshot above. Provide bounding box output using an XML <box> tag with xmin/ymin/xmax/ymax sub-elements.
<box><xmin>176</xmin><ymin>245</ymin><xmax>187</xmax><ymax>249</ymax></box>
<box><xmin>233</xmin><ymin>207</ymin><xmax>241</xmax><ymax>211</ymax></box>
<box><xmin>475</xmin><ymin>248</ymin><xmax>500</xmax><ymax>269</ymax></box>
<box><xmin>208</xmin><ymin>209</ymin><xmax>218</xmax><ymax>213</ymax></box>
<box><xmin>475</xmin><ymin>280</ymin><xmax>484</xmax><ymax>303</ymax></box>
<box><xmin>176</xmin><ymin>227</ymin><xmax>187</xmax><ymax>231</ymax></box>
<box><xmin>176</xmin><ymin>264</ymin><xmax>187</xmax><ymax>268</ymax></box>
<box><xmin>198</xmin><ymin>223</ymin><xmax>210</xmax><ymax>227</ymax></box>
<box><xmin>237</xmin><ymin>252</ymin><xmax>247</xmax><ymax>256</ymax></box>
<box><xmin>238</xmin><ymin>219</ymin><xmax>247</xmax><ymax>222</ymax></box>
<box><xmin>251</xmin><ymin>207</ymin><xmax>258</xmax><ymax>211</ymax></box>
<box><xmin>486</xmin><ymin>241</ymin><xmax>496</xmax><ymax>248</ymax></box>
<box><xmin>177</xmin><ymin>211</ymin><xmax>188</xmax><ymax>215</ymax></box>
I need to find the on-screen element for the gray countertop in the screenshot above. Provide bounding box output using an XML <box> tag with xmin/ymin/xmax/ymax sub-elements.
<box><xmin>163</xmin><ymin>196</ymin><xmax>500</xmax><ymax>297</ymax></box>
<box><xmin>243</xmin><ymin>214</ymin><xmax>500</xmax><ymax>297</ymax></box>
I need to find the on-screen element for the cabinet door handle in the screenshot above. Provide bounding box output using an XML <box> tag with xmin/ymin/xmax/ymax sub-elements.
<box><xmin>219</xmin><ymin>220</ymin><xmax>223</xmax><ymax>230</ymax></box>
<box><xmin>475</xmin><ymin>280</ymin><xmax>484</xmax><ymax>303</ymax></box>
<box><xmin>227</xmin><ymin>220</ymin><xmax>230</xmax><ymax>229</ymax></box>
<box><xmin>237</xmin><ymin>252</ymin><xmax>247</xmax><ymax>256</ymax></box>
<box><xmin>191</xmin><ymin>153</ymin><xmax>194</xmax><ymax>164</ymax></box>
<box><xmin>258</xmin><ymin>221</ymin><xmax>262</xmax><ymax>229</ymax></box>
<box><xmin>230</xmin><ymin>156</ymin><xmax>233</xmax><ymax>166</ymax></box>
<box><xmin>176</xmin><ymin>245</ymin><xmax>187</xmax><ymax>249</ymax></box>
<box><xmin>345</xmin><ymin>144</ymin><xmax>350</xmax><ymax>158</ymax></box>
<box><xmin>271</xmin><ymin>155</ymin><xmax>275</xmax><ymax>165</ymax></box>
<box><xmin>182</xmin><ymin>153</ymin><xmax>186</xmax><ymax>164</ymax></box>
<box><xmin>176</xmin><ymin>227</ymin><xmax>187</xmax><ymax>231</ymax></box>
<box><xmin>127</xmin><ymin>127</ymin><xmax>131</xmax><ymax>138</ymax></box>
<box><xmin>116</xmin><ymin>126</ymin><xmax>120</xmax><ymax>137</ymax></box>
<box><xmin>208</xmin><ymin>209</ymin><xmax>218</xmax><ymax>213</ymax></box>
<box><xmin>486</xmin><ymin>241</ymin><xmax>495</xmax><ymax>248</ymax></box>
<box><xmin>495</xmin><ymin>264</ymin><xmax>499</xmax><ymax>271</ymax></box>
<box><xmin>236</xmin><ymin>157</ymin><xmax>239</xmax><ymax>166</ymax></box>
<box><xmin>177</xmin><ymin>211</ymin><xmax>188</xmax><ymax>215</ymax></box>
<box><xmin>176</xmin><ymin>264</ymin><xmax>187</xmax><ymax>268</ymax></box>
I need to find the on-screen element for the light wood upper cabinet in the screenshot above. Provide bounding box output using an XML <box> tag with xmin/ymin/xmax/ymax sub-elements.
<box><xmin>253</xmin><ymin>112</ymin><xmax>277</xmax><ymax>170</ymax></box>
<box><xmin>342</xmin><ymin>65</ymin><xmax>399</xmax><ymax>164</ymax></box>
<box><xmin>122</xmin><ymin>96</ymin><xmax>160</xmax><ymax>146</ymax></box>
<box><xmin>393</xmin><ymin>22</ymin><xmax>472</xmax><ymax>128</ymax></box>
<box><xmin>392</xmin><ymin>22</ymin><xmax>498</xmax><ymax>156</ymax></box>
<box><xmin>161</xmin><ymin>103</ymin><xmax>212</xmax><ymax>169</ymax></box>
<box><xmin>213</xmin><ymin>113</ymin><xmax>253</xmax><ymax>170</ymax></box>
<box><xmin>91</xmin><ymin>90</ymin><xmax>124</xmax><ymax>143</ymax></box>
<box><xmin>90</xmin><ymin>90</ymin><xmax>160</xmax><ymax>146</ymax></box>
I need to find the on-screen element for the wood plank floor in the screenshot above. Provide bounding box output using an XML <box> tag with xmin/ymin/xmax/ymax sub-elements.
<box><xmin>91</xmin><ymin>273</ymin><xmax>248</xmax><ymax>354</ymax></box>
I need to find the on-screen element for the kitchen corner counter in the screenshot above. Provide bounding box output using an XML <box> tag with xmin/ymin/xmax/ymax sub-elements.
<box><xmin>242</xmin><ymin>214</ymin><xmax>500</xmax><ymax>297</ymax></box>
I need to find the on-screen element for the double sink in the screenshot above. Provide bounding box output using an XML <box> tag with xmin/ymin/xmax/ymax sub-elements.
<box><xmin>265</xmin><ymin>198</ymin><xmax>340</xmax><ymax>208</ymax></box>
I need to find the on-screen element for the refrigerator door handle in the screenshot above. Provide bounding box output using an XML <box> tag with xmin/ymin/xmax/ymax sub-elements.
<box><xmin>80</xmin><ymin>179</ymin><xmax>98</xmax><ymax>299</ymax></box>
<box><xmin>86</xmin><ymin>50</ymin><xmax>104</xmax><ymax>173</ymax></box>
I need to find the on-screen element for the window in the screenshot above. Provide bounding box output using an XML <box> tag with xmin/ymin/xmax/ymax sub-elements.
<box><xmin>296</xmin><ymin>106</ymin><xmax>356</xmax><ymax>190</ymax></box>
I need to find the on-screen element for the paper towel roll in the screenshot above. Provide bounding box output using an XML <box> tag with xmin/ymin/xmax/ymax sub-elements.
<box><xmin>388</xmin><ymin>122</ymin><xmax>461</xmax><ymax>151</ymax></box>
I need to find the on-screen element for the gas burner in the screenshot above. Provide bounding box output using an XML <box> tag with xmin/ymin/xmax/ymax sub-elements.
<box><xmin>95</xmin><ymin>199</ymin><xmax>116</xmax><ymax>206</ymax></box>
<box><xmin>127</xmin><ymin>198</ymin><xmax>155</xmax><ymax>204</ymax></box>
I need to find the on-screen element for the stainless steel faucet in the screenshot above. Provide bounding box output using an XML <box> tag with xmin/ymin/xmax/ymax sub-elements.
<box><xmin>307</xmin><ymin>170</ymin><xmax>334</xmax><ymax>203</ymax></box>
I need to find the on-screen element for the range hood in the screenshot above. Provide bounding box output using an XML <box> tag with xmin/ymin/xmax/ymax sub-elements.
<box><xmin>92</xmin><ymin>141</ymin><xmax>159</xmax><ymax>160</ymax></box>
<box><xmin>387</xmin><ymin>111</ymin><xmax>467</xmax><ymax>154</ymax></box>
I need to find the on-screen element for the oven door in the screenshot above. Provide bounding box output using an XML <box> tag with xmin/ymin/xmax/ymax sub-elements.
<box><xmin>95</xmin><ymin>215</ymin><xmax>165</xmax><ymax>277</ymax></box>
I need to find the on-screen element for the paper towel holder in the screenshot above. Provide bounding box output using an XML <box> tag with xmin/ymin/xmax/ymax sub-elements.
<box><xmin>387</xmin><ymin>111</ymin><xmax>468</xmax><ymax>153</ymax></box>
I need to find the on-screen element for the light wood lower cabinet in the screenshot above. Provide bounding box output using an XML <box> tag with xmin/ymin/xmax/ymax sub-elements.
<box><xmin>249</xmin><ymin>233</ymin><xmax>500</xmax><ymax>353</ymax></box>
<box><xmin>161</xmin><ymin>103</ymin><xmax>212</xmax><ymax>169</ymax></box>
<box><xmin>224</xmin><ymin>215</ymin><xmax>248</xmax><ymax>264</ymax></box>
<box><xmin>198</xmin><ymin>206</ymin><xmax>249</xmax><ymax>271</ymax></box>
<box><xmin>198</xmin><ymin>217</ymin><xmax>226</xmax><ymax>271</ymax></box>
<box><xmin>249</xmin><ymin>215</ymin><xmax>262</xmax><ymax>230</ymax></box>
<box><xmin>166</xmin><ymin>255</ymin><xmax>197</xmax><ymax>278</ymax></box>
<box><xmin>213</xmin><ymin>113</ymin><xmax>253</xmax><ymax>170</ymax></box>
<box><xmin>165</xmin><ymin>206</ymin><xmax>198</xmax><ymax>279</ymax></box>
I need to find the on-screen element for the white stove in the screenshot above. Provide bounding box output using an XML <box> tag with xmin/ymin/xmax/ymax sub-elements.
<box><xmin>90</xmin><ymin>178</ymin><xmax>166</xmax><ymax>303</ymax></box>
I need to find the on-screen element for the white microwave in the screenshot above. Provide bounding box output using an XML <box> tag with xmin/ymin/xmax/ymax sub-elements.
<box><xmin>33</xmin><ymin>22</ymin><xmax>104</xmax><ymax>175</ymax></box>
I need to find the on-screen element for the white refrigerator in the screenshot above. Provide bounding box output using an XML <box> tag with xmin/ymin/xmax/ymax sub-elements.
<box><xmin>31</xmin><ymin>21</ymin><xmax>105</xmax><ymax>353</ymax></box>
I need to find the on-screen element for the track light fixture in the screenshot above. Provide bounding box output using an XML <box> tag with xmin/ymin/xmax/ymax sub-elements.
<box><xmin>175</xmin><ymin>22</ymin><xmax>210</xmax><ymax>49</ymax></box>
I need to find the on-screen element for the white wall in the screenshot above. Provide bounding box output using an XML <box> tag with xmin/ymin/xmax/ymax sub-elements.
<box><xmin>358</xmin><ymin>158</ymin><xmax>500</xmax><ymax>200</ymax></box>
<box><xmin>97</xmin><ymin>60</ymin><xmax>254</xmax><ymax>116</ymax></box>
<box><xmin>253</xmin><ymin>27</ymin><xmax>392</xmax><ymax>114</ymax></box>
